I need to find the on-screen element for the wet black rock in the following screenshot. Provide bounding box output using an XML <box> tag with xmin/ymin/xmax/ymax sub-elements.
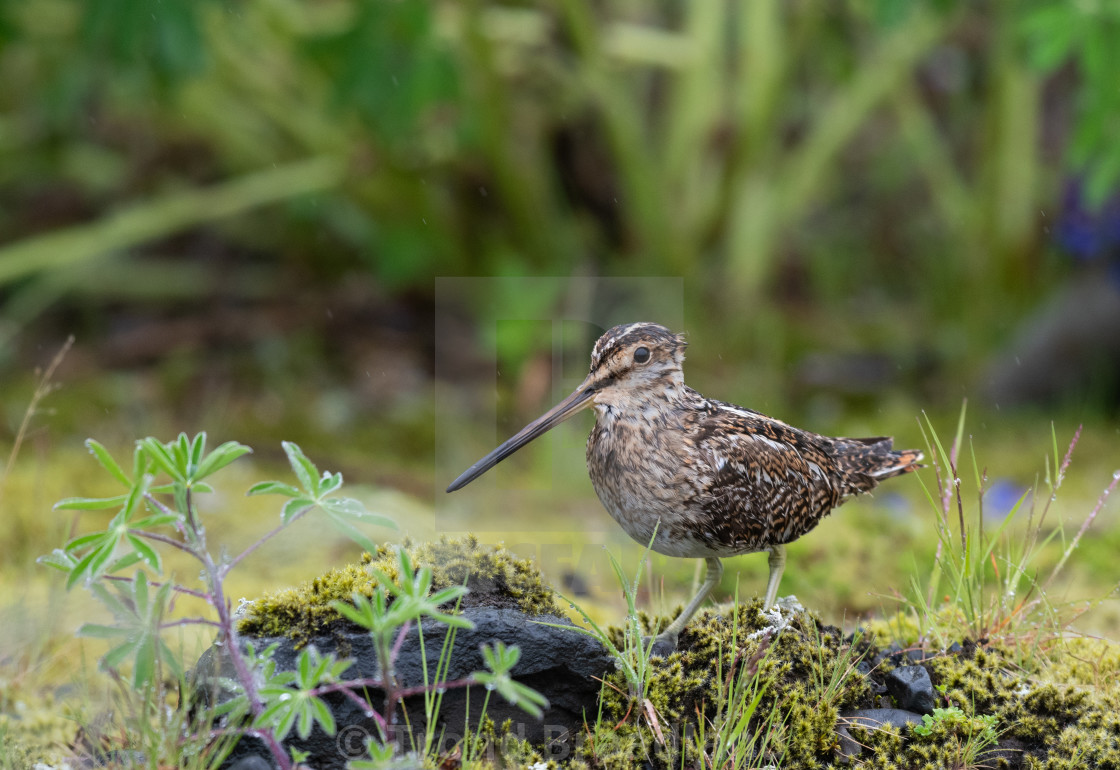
<box><xmin>885</xmin><ymin>664</ymin><xmax>936</xmax><ymax>714</ymax></box>
<box><xmin>835</xmin><ymin>708</ymin><xmax>924</xmax><ymax>762</ymax></box>
<box><xmin>192</xmin><ymin>606</ymin><xmax>613</xmax><ymax>769</ymax></box>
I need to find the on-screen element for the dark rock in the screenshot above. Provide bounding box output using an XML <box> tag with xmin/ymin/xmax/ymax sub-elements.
<box><xmin>947</xmin><ymin>641</ymin><xmax>963</xmax><ymax>655</ymax></box>
<box><xmin>855</xmin><ymin>660</ymin><xmax>888</xmax><ymax>696</ymax></box>
<box><xmin>872</xmin><ymin>641</ymin><xmax>902</xmax><ymax>668</ymax></box>
<box><xmin>905</xmin><ymin>648</ymin><xmax>933</xmax><ymax>664</ymax></box>
<box><xmin>885</xmin><ymin>665</ymin><xmax>936</xmax><ymax>714</ymax></box>
<box><xmin>979</xmin><ymin>735</ymin><xmax>1030</xmax><ymax>768</ymax></box>
<box><xmin>228</xmin><ymin>757</ymin><xmax>274</xmax><ymax>770</ymax></box>
<box><xmin>835</xmin><ymin>708</ymin><xmax>924</xmax><ymax>762</ymax></box>
<box><xmin>191</xmin><ymin>606</ymin><xmax>613</xmax><ymax>769</ymax></box>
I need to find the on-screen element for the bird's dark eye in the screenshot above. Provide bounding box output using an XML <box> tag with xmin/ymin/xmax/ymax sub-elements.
<box><xmin>633</xmin><ymin>346</ymin><xmax>651</xmax><ymax>364</ymax></box>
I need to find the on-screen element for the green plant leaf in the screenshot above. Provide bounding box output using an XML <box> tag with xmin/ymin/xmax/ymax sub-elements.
<box><xmin>310</xmin><ymin>696</ymin><xmax>335</xmax><ymax>736</ymax></box>
<box><xmin>320</xmin><ymin>512</ymin><xmax>378</xmax><ymax>555</ymax></box>
<box><xmin>37</xmin><ymin>549</ymin><xmax>78</xmax><ymax>572</ymax></box>
<box><xmin>106</xmin><ymin>552</ymin><xmax>145</xmax><ymax>574</ymax></box>
<box><xmin>194</xmin><ymin>440</ymin><xmax>252</xmax><ymax>480</ymax></box>
<box><xmin>139</xmin><ymin>437</ymin><xmax>187</xmax><ymax>484</ymax></box>
<box><xmin>67</xmin><ymin>539</ymin><xmax>115</xmax><ymax>589</ymax></box>
<box><xmin>54</xmin><ymin>495</ymin><xmax>129</xmax><ymax>511</ymax></box>
<box><xmin>473</xmin><ymin>642</ymin><xmax>548</xmax><ymax>719</ymax></box>
<box><xmin>318</xmin><ymin>471</ymin><xmax>343</xmax><ymax>496</ymax></box>
<box><xmin>85</xmin><ymin>439</ymin><xmax>131</xmax><ymax>486</ymax></box>
<box><xmin>126</xmin><ymin>534</ymin><xmax>162</xmax><ymax>573</ymax></box>
<box><xmin>151</xmin><ymin>481</ymin><xmax>213</xmax><ymax>495</ymax></box>
<box><xmin>282</xmin><ymin>441</ymin><xmax>319</xmax><ymax>495</ymax></box>
<box><xmin>281</xmin><ymin>497</ymin><xmax>316</xmax><ymax>524</ymax></box>
<box><xmin>77</xmin><ymin>622</ymin><xmax>129</xmax><ymax>640</ymax></box>
<box><xmin>64</xmin><ymin>531</ymin><xmax>113</xmax><ymax>552</ymax></box>
<box><xmin>246</xmin><ymin>481</ymin><xmax>302</xmax><ymax>498</ymax></box>
<box><xmin>322</xmin><ymin>497</ymin><xmax>397</xmax><ymax>530</ymax></box>
<box><xmin>130</xmin><ymin>512</ymin><xmax>182</xmax><ymax>529</ymax></box>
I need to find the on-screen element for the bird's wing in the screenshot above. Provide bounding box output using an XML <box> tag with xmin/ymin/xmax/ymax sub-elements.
<box><xmin>686</xmin><ymin>407</ymin><xmax>843</xmax><ymax>548</ymax></box>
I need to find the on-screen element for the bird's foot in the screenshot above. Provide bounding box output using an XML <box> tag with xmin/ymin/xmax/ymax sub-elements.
<box><xmin>644</xmin><ymin>631</ymin><xmax>678</xmax><ymax>658</ymax></box>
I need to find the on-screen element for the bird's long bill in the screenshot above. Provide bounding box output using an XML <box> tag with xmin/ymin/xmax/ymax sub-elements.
<box><xmin>446</xmin><ymin>377</ymin><xmax>597</xmax><ymax>493</ymax></box>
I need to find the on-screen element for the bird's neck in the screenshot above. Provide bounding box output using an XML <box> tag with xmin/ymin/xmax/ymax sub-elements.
<box><xmin>591</xmin><ymin>376</ymin><xmax>693</xmax><ymax>420</ymax></box>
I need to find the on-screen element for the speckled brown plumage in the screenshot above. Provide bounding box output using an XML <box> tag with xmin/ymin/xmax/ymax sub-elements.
<box><xmin>448</xmin><ymin>322</ymin><xmax>922</xmax><ymax>649</ymax></box>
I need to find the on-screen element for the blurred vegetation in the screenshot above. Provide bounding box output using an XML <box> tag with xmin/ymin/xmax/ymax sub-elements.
<box><xmin>4</xmin><ymin>3</ymin><xmax>1120</xmax><ymax>762</ymax></box>
<box><xmin>1</xmin><ymin>0</ymin><xmax>1119</xmax><ymax>397</ymax></box>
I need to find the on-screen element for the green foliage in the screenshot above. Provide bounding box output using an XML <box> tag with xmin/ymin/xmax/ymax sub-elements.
<box><xmin>472</xmin><ymin>641</ymin><xmax>550</xmax><ymax>720</ymax></box>
<box><xmin>39</xmin><ymin>434</ymin><xmax>396</xmax><ymax>768</ymax></box>
<box><xmin>79</xmin><ymin>0</ymin><xmax>211</xmax><ymax>82</ymax></box>
<box><xmin>77</xmin><ymin>571</ymin><xmax>179</xmax><ymax>689</ymax></box>
<box><xmin>1020</xmin><ymin>2</ymin><xmax>1120</xmax><ymax>204</ymax></box>
<box><xmin>254</xmin><ymin>646</ymin><xmax>350</xmax><ymax>742</ymax></box>
<box><xmin>249</xmin><ymin>440</ymin><xmax>396</xmax><ymax>554</ymax></box>
<box><xmin>912</xmin><ymin>705</ymin><xmax>998</xmax><ymax>742</ymax></box>
<box><xmin>304</xmin><ymin>0</ymin><xmax>457</xmax><ymax>142</ymax></box>
<box><xmin>2</xmin><ymin>0</ymin><xmax>1117</xmax><ymax>374</ymax></box>
<box><xmin>901</xmin><ymin>405</ymin><xmax>1119</xmax><ymax>652</ymax></box>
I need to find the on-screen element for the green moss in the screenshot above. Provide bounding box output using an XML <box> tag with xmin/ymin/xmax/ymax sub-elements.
<box><xmin>574</xmin><ymin>609</ymin><xmax>1120</xmax><ymax>769</ymax></box>
<box><xmin>0</xmin><ymin>693</ymin><xmax>78</xmax><ymax>766</ymax></box>
<box><xmin>237</xmin><ymin>535</ymin><xmax>562</xmax><ymax>643</ymax></box>
<box><xmin>1045</xmin><ymin>636</ymin><xmax>1120</xmax><ymax>686</ymax></box>
<box><xmin>581</xmin><ymin>600</ymin><xmax>874</xmax><ymax>769</ymax></box>
<box><xmin>236</xmin><ymin>541</ymin><xmax>1120</xmax><ymax>768</ymax></box>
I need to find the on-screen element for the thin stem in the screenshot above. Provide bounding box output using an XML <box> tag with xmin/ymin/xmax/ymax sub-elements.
<box><xmin>390</xmin><ymin>619</ymin><xmax>412</xmax><ymax>663</ymax></box>
<box><xmin>224</xmin><ymin>510</ymin><xmax>308</xmax><ymax>575</ymax></box>
<box><xmin>1</xmin><ymin>336</ymin><xmax>72</xmax><ymax>492</ymax></box>
<box><xmin>394</xmin><ymin>676</ymin><xmax>475</xmax><ymax>701</ymax></box>
<box><xmin>141</xmin><ymin>492</ymin><xmax>190</xmax><ymax>539</ymax></box>
<box><xmin>178</xmin><ymin>487</ymin><xmax>291</xmax><ymax>770</ymax></box>
<box><xmin>103</xmin><ymin>574</ymin><xmax>208</xmax><ymax>600</ymax></box>
<box><xmin>1048</xmin><ymin>472</ymin><xmax>1120</xmax><ymax>586</ymax></box>
<box><xmin>161</xmin><ymin>618</ymin><xmax>221</xmax><ymax>630</ymax></box>
<box><xmin>129</xmin><ymin>528</ymin><xmax>196</xmax><ymax>556</ymax></box>
<box><xmin>311</xmin><ymin>681</ymin><xmax>390</xmax><ymax>736</ymax></box>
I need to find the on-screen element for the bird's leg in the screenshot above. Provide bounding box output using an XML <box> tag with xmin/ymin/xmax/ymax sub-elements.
<box><xmin>763</xmin><ymin>544</ymin><xmax>786</xmax><ymax>609</ymax></box>
<box><xmin>649</xmin><ymin>557</ymin><xmax>723</xmax><ymax>656</ymax></box>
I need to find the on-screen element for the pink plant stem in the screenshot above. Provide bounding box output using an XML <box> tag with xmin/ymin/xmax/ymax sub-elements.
<box><xmin>146</xmin><ymin>489</ymin><xmax>294</xmax><ymax>770</ymax></box>
<box><xmin>394</xmin><ymin>676</ymin><xmax>475</xmax><ymax>700</ymax></box>
<box><xmin>313</xmin><ymin>681</ymin><xmax>390</xmax><ymax>735</ymax></box>
<box><xmin>103</xmin><ymin>574</ymin><xmax>209</xmax><ymax>600</ymax></box>
<box><xmin>1049</xmin><ymin>471</ymin><xmax>1120</xmax><ymax>584</ymax></box>
<box><xmin>225</xmin><ymin>508</ymin><xmax>310</xmax><ymax>574</ymax></box>
<box><xmin>130</xmin><ymin>528</ymin><xmax>196</xmax><ymax>555</ymax></box>
<box><xmin>1057</xmin><ymin>425</ymin><xmax>1082</xmax><ymax>485</ymax></box>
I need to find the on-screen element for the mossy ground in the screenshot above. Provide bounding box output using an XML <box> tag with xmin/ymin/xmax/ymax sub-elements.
<box><xmin>565</xmin><ymin>602</ymin><xmax>1120</xmax><ymax>769</ymax></box>
<box><xmin>237</xmin><ymin>535</ymin><xmax>562</xmax><ymax>645</ymax></box>
<box><xmin>576</xmin><ymin>600</ymin><xmax>873</xmax><ymax>769</ymax></box>
<box><xmin>235</xmin><ymin>538</ymin><xmax>1120</xmax><ymax>769</ymax></box>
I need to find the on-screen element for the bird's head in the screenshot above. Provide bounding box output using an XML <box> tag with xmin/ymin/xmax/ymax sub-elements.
<box><xmin>446</xmin><ymin>322</ymin><xmax>687</xmax><ymax>492</ymax></box>
<box><xmin>585</xmin><ymin>321</ymin><xmax>688</xmax><ymax>402</ymax></box>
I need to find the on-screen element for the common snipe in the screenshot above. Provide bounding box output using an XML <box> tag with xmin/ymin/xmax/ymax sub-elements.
<box><xmin>447</xmin><ymin>323</ymin><xmax>921</xmax><ymax>651</ymax></box>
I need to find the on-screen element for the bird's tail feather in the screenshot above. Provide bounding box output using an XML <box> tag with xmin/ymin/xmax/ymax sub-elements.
<box><xmin>839</xmin><ymin>437</ymin><xmax>923</xmax><ymax>480</ymax></box>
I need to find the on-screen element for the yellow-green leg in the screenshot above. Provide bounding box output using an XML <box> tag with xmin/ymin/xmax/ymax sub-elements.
<box><xmin>763</xmin><ymin>544</ymin><xmax>786</xmax><ymax>609</ymax></box>
<box><xmin>650</xmin><ymin>557</ymin><xmax>723</xmax><ymax>655</ymax></box>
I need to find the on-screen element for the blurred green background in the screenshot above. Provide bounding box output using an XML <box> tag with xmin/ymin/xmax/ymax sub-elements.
<box><xmin>3</xmin><ymin>0</ymin><xmax>1120</xmax><ymax>666</ymax></box>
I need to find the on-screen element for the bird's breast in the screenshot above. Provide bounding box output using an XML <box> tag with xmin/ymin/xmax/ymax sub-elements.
<box><xmin>585</xmin><ymin>406</ymin><xmax>721</xmax><ymax>556</ymax></box>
